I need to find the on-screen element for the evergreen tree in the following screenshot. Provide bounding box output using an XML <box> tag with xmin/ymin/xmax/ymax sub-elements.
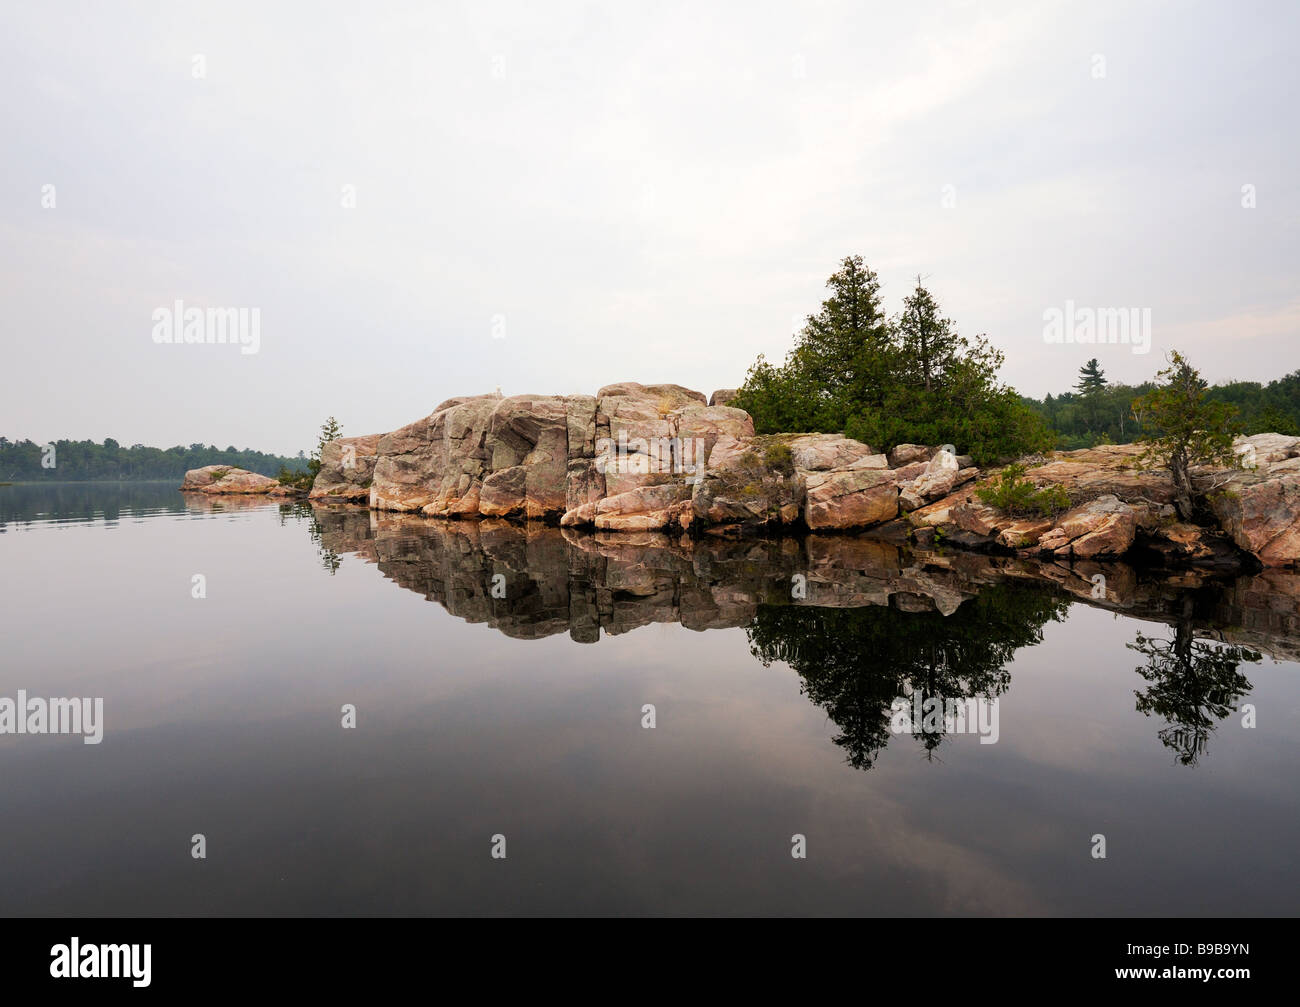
<box><xmin>897</xmin><ymin>277</ymin><xmax>958</xmax><ymax>392</ymax></box>
<box><xmin>1133</xmin><ymin>351</ymin><xmax>1240</xmax><ymax>519</ymax></box>
<box><xmin>791</xmin><ymin>254</ymin><xmax>891</xmax><ymax>420</ymax></box>
<box><xmin>1075</xmin><ymin>358</ymin><xmax>1108</xmax><ymax>432</ymax></box>
<box><xmin>734</xmin><ymin>256</ymin><xmax>1052</xmax><ymax>465</ymax></box>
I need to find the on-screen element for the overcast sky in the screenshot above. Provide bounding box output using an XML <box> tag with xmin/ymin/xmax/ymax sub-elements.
<box><xmin>2</xmin><ymin>0</ymin><xmax>1297</xmax><ymax>455</ymax></box>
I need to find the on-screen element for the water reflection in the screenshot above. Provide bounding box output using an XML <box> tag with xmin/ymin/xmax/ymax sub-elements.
<box><xmin>0</xmin><ymin>480</ymin><xmax>186</xmax><ymax>528</ymax></box>
<box><xmin>1129</xmin><ymin>616</ymin><xmax>1260</xmax><ymax>767</ymax></box>
<box><xmin>304</xmin><ymin>503</ymin><xmax>1298</xmax><ymax>769</ymax></box>
<box><xmin>747</xmin><ymin>588</ymin><xmax>1067</xmax><ymax>768</ymax></box>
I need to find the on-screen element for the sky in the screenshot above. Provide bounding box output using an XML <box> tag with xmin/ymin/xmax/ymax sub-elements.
<box><xmin>2</xmin><ymin>0</ymin><xmax>1297</xmax><ymax>456</ymax></box>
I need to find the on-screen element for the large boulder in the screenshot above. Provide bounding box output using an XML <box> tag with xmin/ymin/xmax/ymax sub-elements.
<box><xmin>887</xmin><ymin>443</ymin><xmax>931</xmax><ymax>468</ymax></box>
<box><xmin>899</xmin><ymin>459</ymin><xmax>979</xmax><ymax>512</ymax></box>
<box><xmin>181</xmin><ymin>465</ymin><xmax>287</xmax><ymax>495</ymax></box>
<box><xmin>487</xmin><ymin>395</ymin><xmax>572</xmax><ymax>519</ymax></box>
<box><xmin>566</xmin><ymin>386</ymin><xmax>754</xmax><ymax>530</ymax></box>
<box><xmin>1036</xmin><ymin>495</ymin><xmax>1139</xmax><ymax>559</ymax></box>
<box><xmin>690</xmin><ymin>444</ymin><xmax>803</xmax><ymax>534</ymax></box>
<box><xmin>786</xmin><ymin>433</ymin><xmax>883</xmax><ymax>471</ymax></box>
<box><xmin>804</xmin><ymin>469</ymin><xmax>898</xmax><ymax>531</ymax></box>
<box><xmin>1210</xmin><ymin>470</ymin><xmax>1300</xmax><ymax>567</ymax></box>
<box><xmin>310</xmin><ymin>434</ymin><xmax>382</xmax><ymax>501</ymax></box>
<box><xmin>595</xmin><ymin>483</ymin><xmax>693</xmax><ymax>532</ymax></box>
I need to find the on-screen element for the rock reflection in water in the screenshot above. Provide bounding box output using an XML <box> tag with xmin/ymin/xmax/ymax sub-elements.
<box><xmin>303</xmin><ymin>503</ymin><xmax>1299</xmax><ymax>768</ymax></box>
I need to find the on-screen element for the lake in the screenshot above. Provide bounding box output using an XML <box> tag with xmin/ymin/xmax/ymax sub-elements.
<box><xmin>2</xmin><ymin>482</ymin><xmax>1298</xmax><ymax>916</ymax></box>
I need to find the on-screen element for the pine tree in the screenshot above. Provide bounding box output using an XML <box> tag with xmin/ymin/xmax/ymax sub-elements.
<box><xmin>308</xmin><ymin>416</ymin><xmax>343</xmax><ymax>479</ymax></box>
<box><xmin>793</xmin><ymin>255</ymin><xmax>890</xmax><ymax>412</ymax></box>
<box><xmin>897</xmin><ymin>278</ymin><xmax>959</xmax><ymax>392</ymax></box>
<box><xmin>1075</xmin><ymin>358</ymin><xmax>1108</xmax><ymax>431</ymax></box>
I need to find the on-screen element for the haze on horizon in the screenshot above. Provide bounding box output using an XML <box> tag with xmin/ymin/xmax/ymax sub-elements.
<box><xmin>2</xmin><ymin>0</ymin><xmax>1297</xmax><ymax>456</ymax></box>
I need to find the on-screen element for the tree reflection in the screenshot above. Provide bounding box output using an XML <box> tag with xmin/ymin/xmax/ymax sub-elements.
<box><xmin>746</xmin><ymin>584</ymin><xmax>1070</xmax><ymax>770</ymax></box>
<box><xmin>1128</xmin><ymin>609</ymin><xmax>1259</xmax><ymax>767</ymax></box>
<box><xmin>280</xmin><ymin>501</ymin><xmax>342</xmax><ymax>573</ymax></box>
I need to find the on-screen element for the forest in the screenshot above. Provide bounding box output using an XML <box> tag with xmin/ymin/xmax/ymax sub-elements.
<box><xmin>0</xmin><ymin>438</ymin><xmax>308</xmax><ymax>482</ymax></box>
<box><xmin>1023</xmin><ymin>365</ymin><xmax>1300</xmax><ymax>450</ymax></box>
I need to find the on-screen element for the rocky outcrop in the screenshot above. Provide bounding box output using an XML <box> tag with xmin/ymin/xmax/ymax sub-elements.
<box><xmin>352</xmin><ymin>383</ymin><xmax>917</xmax><ymax>535</ymax></box>
<box><xmin>1016</xmin><ymin>444</ymin><xmax>1174</xmax><ymax>505</ymax></box>
<box><xmin>280</xmin><ymin>383</ymin><xmax>1300</xmax><ymax>568</ymax></box>
<box><xmin>1207</xmin><ymin>434</ymin><xmax>1300</xmax><ymax>567</ymax></box>
<box><xmin>309</xmin><ymin>434</ymin><xmax>381</xmax><ymax>501</ymax></box>
<box><xmin>180</xmin><ymin>465</ymin><xmax>293</xmax><ymax>495</ymax></box>
<box><xmin>898</xmin><ymin>434</ymin><xmax>1300</xmax><ymax>569</ymax></box>
<box><xmin>898</xmin><ymin>449</ymin><xmax>979</xmax><ymax>511</ymax></box>
<box><xmin>1034</xmin><ymin>495</ymin><xmax>1139</xmax><ymax>559</ymax></box>
<box><xmin>804</xmin><ymin>468</ymin><xmax>898</xmax><ymax>530</ymax></box>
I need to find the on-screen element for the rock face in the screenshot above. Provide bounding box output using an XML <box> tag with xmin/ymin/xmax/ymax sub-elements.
<box><xmin>1019</xmin><ymin>444</ymin><xmax>1175</xmax><ymax>504</ymax></box>
<box><xmin>898</xmin><ymin>449</ymin><xmax>979</xmax><ymax>511</ymax></box>
<box><xmin>804</xmin><ymin>469</ymin><xmax>898</xmax><ymax>530</ymax></box>
<box><xmin>1035</xmin><ymin>495</ymin><xmax>1139</xmax><ymax>559</ymax></box>
<box><xmin>353</xmin><ymin>383</ymin><xmax>916</xmax><ymax>535</ymax></box>
<box><xmin>309</xmin><ymin>434</ymin><xmax>382</xmax><ymax>501</ymax></box>
<box><xmin>1207</xmin><ymin>434</ymin><xmax>1300</xmax><ymax>567</ymax></box>
<box><xmin>282</xmin><ymin>383</ymin><xmax>1300</xmax><ymax>569</ymax></box>
<box><xmin>1019</xmin><ymin>435</ymin><xmax>1300</xmax><ymax>567</ymax></box>
<box><xmin>180</xmin><ymin>465</ymin><xmax>291</xmax><ymax>495</ymax></box>
<box><xmin>898</xmin><ymin>433</ymin><xmax>1300</xmax><ymax>568</ymax></box>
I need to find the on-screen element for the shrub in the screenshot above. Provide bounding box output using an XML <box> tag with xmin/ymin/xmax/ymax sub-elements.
<box><xmin>277</xmin><ymin>464</ymin><xmax>314</xmax><ymax>492</ymax></box>
<box><xmin>976</xmin><ymin>465</ymin><xmax>1071</xmax><ymax>518</ymax></box>
<box><xmin>763</xmin><ymin>442</ymin><xmax>795</xmax><ymax>476</ymax></box>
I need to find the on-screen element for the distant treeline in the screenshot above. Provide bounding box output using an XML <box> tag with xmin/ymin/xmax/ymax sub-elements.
<box><xmin>0</xmin><ymin>438</ymin><xmax>308</xmax><ymax>481</ymax></box>
<box><xmin>1022</xmin><ymin>369</ymin><xmax>1300</xmax><ymax>450</ymax></box>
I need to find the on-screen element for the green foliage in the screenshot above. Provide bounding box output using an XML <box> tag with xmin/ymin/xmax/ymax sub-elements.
<box><xmin>1024</xmin><ymin>365</ymin><xmax>1300</xmax><ymax>449</ymax></box>
<box><xmin>734</xmin><ymin>258</ymin><xmax>1051</xmax><ymax>465</ymax></box>
<box><xmin>763</xmin><ymin>442</ymin><xmax>795</xmax><ymax>476</ymax></box>
<box><xmin>0</xmin><ymin>437</ymin><xmax>308</xmax><ymax>482</ymax></box>
<box><xmin>976</xmin><ymin>464</ymin><xmax>1071</xmax><ymax>518</ymax></box>
<box><xmin>277</xmin><ymin>464</ymin><xmax>316</xmax><ymax>491</ymax></box>
<box><xmin>897</xmin><ymin>279</ymin><xmax>959</xmax><ymax>393</ymax></box>
<box><xmin>1075</xmin><ymin>358</ymin><xmax>1107</xmax><ymax>396</ymax></box>
<box><xmin>1242</xmin><ymin>404</ymin><xmax>1300</xmax><ymax>437</ymax></box>
<box><xmin>1074</xmin><ymin>358</ymin><xmax>1108</xmax><ymax>431</ymax></box>
<box><xmin>1132</xmin><ymin>351</ymin><xmax>1241</xmax><ymax>519</ymax></box>
<box><xmin>293</xmin><ymin>415</ymin><xmax>345</xmax><ymax>488</ymax></box>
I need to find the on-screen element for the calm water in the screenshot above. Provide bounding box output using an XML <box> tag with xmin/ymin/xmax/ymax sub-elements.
<box><xmin>2</xmin><ymin>482</ymin><xmax>1298</xmax><ymax>916</ymax></box>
